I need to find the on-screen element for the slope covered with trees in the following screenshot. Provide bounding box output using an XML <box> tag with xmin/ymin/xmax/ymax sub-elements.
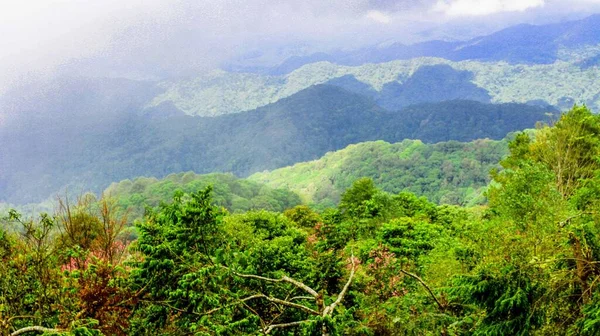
<box><xmin>105</xmin><ymin>172</ymin><xmax>301</xmax><ymax>220</ymax></box>
<box><xmin>3</xmin><ymin>106</ymin><xmax>600</xmax><ymax>335</ymax></box>
<box><xmin>250</xmin><ymin>138</ymin><xmax>509</xmax><ymax>208</ymax></box>
<box><xmin>1</xmin><ymin>84</ymin><xmax>553</xmax><ymax>204</ymax></box>
<box><xmin>152</xmin><ymin>57</ymin><xmax>600</xmax><ymax>116</ymax></box>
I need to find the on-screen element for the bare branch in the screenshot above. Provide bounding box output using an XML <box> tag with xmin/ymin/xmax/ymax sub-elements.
<box><xmin>558</xmin><ymin>211</ymin><xmax>597</xmax><ymax>228</ymax></box>
<box><xmin>264</xmin><ymin>320</ymin><xmax>311</xmax><ymax>334</ymax></box>
<box><xmin>290</xmin><ymin>296</ymin><xmax>316</xmax><ymax>301</ymax></box>
<box><xmin>259</xmin><ymin>295</ymin><xmax>319</xmax><ymax>316</ymax></box>
<box><xmin>202</xmin><ymin>294</ymin><xmax>265</xmax><ymax>315</ymax></box>
<box><xmin>223</xmin><ymin>267</ymin><xmax>319</xmax><ymax>298</ymax></box>
<box><xmin>324</xmin><ymin>253</ymin><xmax>357</xmax><ymax>316</ymax></box>
<box><xmin>400</xmin><ymin>269</ymin><xmax>445</xmax><ymax>311</ymax></box>
<box><xmin>202</xmin><ymin>294</ymin><xmax>319</xmax><ymax>316</ymax></box>
<box><xmin>6</xmin><ymin>316</ymin><xmax>35</xmax><ymax>324</ymax></box>
<box><xmin>10</xmin><ymin>326</ymin><xmax>62</xmax><ymax>336</ymax></box>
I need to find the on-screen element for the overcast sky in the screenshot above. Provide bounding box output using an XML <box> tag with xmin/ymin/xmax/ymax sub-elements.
<box><xmin>1</xmin><ymin>0</ymin><xmax>600</xmax><ymax>92</ymax></box>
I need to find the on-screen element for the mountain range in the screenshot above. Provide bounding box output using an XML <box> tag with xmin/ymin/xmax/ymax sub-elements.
<box><xmin>227</xmin><ymin>14</ymin><xmax>600</xmax><ymax>75</ymax></box>
<box><xmin>2</xmin><ymin>14</ymin><xmax>600</xmax><ymax>206</ymax></box>
<box><xmin>0</xmin><ymin>82</ymin><xmax>554</xmax><ymax>203</ymax></box>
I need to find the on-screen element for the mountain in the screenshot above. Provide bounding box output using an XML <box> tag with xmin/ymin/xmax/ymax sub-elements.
<box><xmin>152</xmin><ymin>58</ymin><xmax>600</xmax><ymax>117</ymax></box>
<box><xmin>232</xmin><ymin>14</ymin><xmax>600</xmax><ymax>74</ymax></box>
<box><xmin>1</xmin><ymin>84</ymin><xmax>554</xmax><ymax>203</ymax></box>
<box><xmin>250</xmin><ymin>138</ymin><xmax>509</xmax><ymax>208</ymax></box>
<box><xmin>375</xmin><ymin>64</ymin><xmax>492</xmax><ymax>110</ymax></box>
<box><xmin>0</xmin><ymin>77</ymin><xmax>167</xmax><ymax>203</ymax></box>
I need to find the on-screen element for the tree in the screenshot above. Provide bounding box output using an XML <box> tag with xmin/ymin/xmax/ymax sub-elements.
<box><xmin>131</xmin><ymin>187</ymin><xmax>361</xmax><ymax>335</ymax></box>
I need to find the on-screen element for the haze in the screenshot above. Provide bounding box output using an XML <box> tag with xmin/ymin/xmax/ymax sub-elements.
<box><xmin>1</xmin><ymin>0</ymin><xmax>600</xmax><ymax>92</ymax></box>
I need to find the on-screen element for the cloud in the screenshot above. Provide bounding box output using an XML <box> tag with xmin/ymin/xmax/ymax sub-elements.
<box><xmin>0</xmin><ymin>0</ymin><xmax>429</xmax><ymax>90</ymax></box>
<box><xmin>433</xmin><ymin>0</ymin><xmax>545</xmax><ymax>16</ymax></box>
<box><xmin>366</xmin><ymin>10</ymin><xmax>393</xmax><ymax>23</ymax></box>
<box><xmin>0</xmin><ymin>0</ymin><xmax>599</xmax><ymax>94</ymax></box>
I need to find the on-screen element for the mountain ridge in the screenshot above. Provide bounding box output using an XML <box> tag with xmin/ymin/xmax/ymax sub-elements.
<box><xmin>229</xmin><ymin>14</ymin><xmax>600</xmax><ymax>75</ymax></box>
<box><xmin>1</xmin><ymin>84</ymin><xmax>555</xmax><ymax>204</ymax></box>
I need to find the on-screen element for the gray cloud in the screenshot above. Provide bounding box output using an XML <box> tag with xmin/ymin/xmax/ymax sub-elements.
<box><xmin>0</xmin><ymin>0</ymin><xmax>599</xmax><ymax>94</ymax></box>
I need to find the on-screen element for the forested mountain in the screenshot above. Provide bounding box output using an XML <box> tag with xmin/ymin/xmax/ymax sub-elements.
<box><xmin>1</xmin><ymin>84</ymin><xmax>553</xmax><ymax>203</ymax></box>
<box><xmin>250</xmin><ymin>138</ymin><xmax>509</xmax><ymax>208</ymax></box>
<box><xmin>99</xmin><ymin>137</ymin><xmax>507</xmax><ymax>220</ymax></box>
<box><xmin>4</xmin><ymin>107</ymin><xmax>600</xmax><ymax>335</ymax></box>
<box><xmin>229</xmin><ymin>14</ymin><xmax>600</xmax><ymax>74</ymax></box>
<box><xmin>152</xmin><ymin>58</ymin><xmax>600</xmax><ymax>116</ymax></box>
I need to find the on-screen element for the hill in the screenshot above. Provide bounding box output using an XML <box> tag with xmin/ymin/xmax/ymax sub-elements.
<box><xmin>151</xmin><ymin>58</ymin><xmax>600</xmax><ymax>117</ymax></box>
<box><xmin>249</xmin><ymin>138</ymin><xmax>509</xmax><ymax>208</ymax></box>
<box><xmin>105</xmin><ymin>172</ymin><xmax>302</xmax><ymax>220</ymax></box>
<box><xmin>1</xmin><ymin>84</ymin><xmax>553</xmax><ymax>203</ymax></box>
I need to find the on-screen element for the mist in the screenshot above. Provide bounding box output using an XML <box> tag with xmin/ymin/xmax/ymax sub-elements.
<box><xmin>1</xmin><ymin>0</ymin><xmax>600</xmax><ymax>93</ymax></box>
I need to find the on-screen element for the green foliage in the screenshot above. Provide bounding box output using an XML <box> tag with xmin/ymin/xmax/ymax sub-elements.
<box><xmin>446</xmin><ymin>105</ymin><xmax>600</xmax><ymax>335</ymax></box>
<box><xmin>153</xmin><ymin>57</ymin><xmax>600</xmax><ymax>117</ymax></box>
<box><xmin>339</xmin><ymin>178</ymin><xmax>378</xmax><ymax>216</ymax></box>
<box><xmin>284</xmin><ymin>205</ymin><xmax>322</xmax><ymax>228</ymax></box>
<box><xmin>251</xmin><ymin>138</ymin><xmax>509</xmax><ymax>208</ymax></box>
<box><xmin>130</xmin><ymin>186</ymin><xmax>234</xmax><ymax>334</ymax></box>
<box><xmin>5</xmin><ymin>105</ymin><xmax>600</xmax><ymax>335</ymax></box>
<box><xmin>450</xmin><ymin>262</ymin><xmax>546</xmax><ymax>336</ymax></box>
<box><xmin>106</xmin><ymin>172</ymin><xmax>301</xmax><ymax>221</ymax></box>
<box><xmin>379</xmin><ymin>218</ymin><xmax>441</xmax><ymax>261</ymax></box>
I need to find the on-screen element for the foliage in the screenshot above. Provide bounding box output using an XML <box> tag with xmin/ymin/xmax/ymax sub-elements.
<box><xmin>250</xmin><ymin>138</ymin><xmax>509</xmax><ymax>208</ymax></box>
<box><xmin>0</xmin><ymin>194</ymin><xmax>132</xmax><ymax>336</ymax></box>
<box><xmin>105</xmin><ymin>172</ymin><xmax>301</xmax><ymax>221</ymax></box>
<box><xmin>4</xmin><ymin>105</ymin><xmax>600</xmax><ymax>335</ymax></box>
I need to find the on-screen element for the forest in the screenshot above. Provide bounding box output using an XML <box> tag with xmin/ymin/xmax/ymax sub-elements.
<box><xmin>0</xmin><ymin>83</ymin><xmax>553</xmax><ymax>204</ymax></box>
<box><xmin>3</xmin><ymin>105</ymin><xmax>600</xmax><ymax>335</ymax></box>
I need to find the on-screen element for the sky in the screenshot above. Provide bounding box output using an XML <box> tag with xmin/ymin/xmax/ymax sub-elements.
<box><xmin>0</xmin><ymin>0</ymin><xmax>600</xmax><ymax>92</ymax></box>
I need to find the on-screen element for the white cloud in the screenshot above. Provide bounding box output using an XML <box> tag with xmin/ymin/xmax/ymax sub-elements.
<box><xmin>433</xmin><ymin>0</ymin><xmax>545</xmax><ymax>16</ymax></box>
<box><xmin>0</xmin><ymin>0</ymin><xmax>599</xmax><ymax>94</ymax></box>
<box><xmin>366</xmin><ymin>10</ymin><xmax>392</xmax><ymax>24</ymax></box>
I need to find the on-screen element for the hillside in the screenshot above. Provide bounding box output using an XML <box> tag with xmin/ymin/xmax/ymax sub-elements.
<box><xmin>1</xmin><ymin>84</ymin><xmax>553</xmax><ymax>203</ymax></box>
<box><xmin>250</xmin><ymin>138</ymin><xmax>509</xmax><ymax>208</ymax></box>
<box><xmin>151</xmin><ymin>58</ymin><xmax>600</xmax><ymax>116</ymax></box>
<box><xmin>5</xmin><ymin>107</ymin><xmax>600</xmax><ymax>336</ymax></box>
<box><xmin>105</xmin><ymin>172</ymin><xmax>301</xmax><ymax>220</ymax></box>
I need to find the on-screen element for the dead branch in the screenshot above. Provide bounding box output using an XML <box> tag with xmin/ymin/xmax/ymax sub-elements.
<box><xmin>224</xmin><ymin>267</ymin><xmax>319</xmax><ymax>298</ymax></box>
<box><xmin>264</xmin><ymin>320</ymin><xmax>310</xmax><ymax>334</ymax></box>
<box><xmin>10</xmin><ymin>326</ymin><xmax>62</xmax><ymax>336</ymax></box>
<box><xmin>323</xmin><ymin>253</ymin><xmax>356</xmax><ymax>316</ymax></box>
<box><xmin>290</xmin><ymin>296</ymin><xmax>316</xmax><ymax>301</ymax></box>
<box><xmin>400</xmin><ymin>269</ymin><xmax>445</xmax><ymax>310</ymax></box>
<box><xmin>257</xmin><ymin>295</ymin><xmax>319</xmax><ymax>315</ymax></box>
<box><xmin>202</xmin><ymin>294</ymin><xmax>319</xmax><ymax>316</ymax></box>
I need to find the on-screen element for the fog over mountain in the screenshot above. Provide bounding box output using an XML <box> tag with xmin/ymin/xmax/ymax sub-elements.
<box><xmin>1</xmin><ymin>0</ymin><xmax>600</xmax><ymax>93</ymax></box>
<box><xmin>2</xmin><ymin>0</ymin><xmax>600</xmax><ymax>204</ymax></box>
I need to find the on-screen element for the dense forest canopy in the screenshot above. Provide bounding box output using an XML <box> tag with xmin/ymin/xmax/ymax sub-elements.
<box><xmin>3</xmin><ymin>106</ymin><xmax>600</xmax><ymax>335</ymax></box>
<box><xmin>250</xmin><ymin>138</ymin><xmax>509</xmax><ymax>208</ymax></box>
